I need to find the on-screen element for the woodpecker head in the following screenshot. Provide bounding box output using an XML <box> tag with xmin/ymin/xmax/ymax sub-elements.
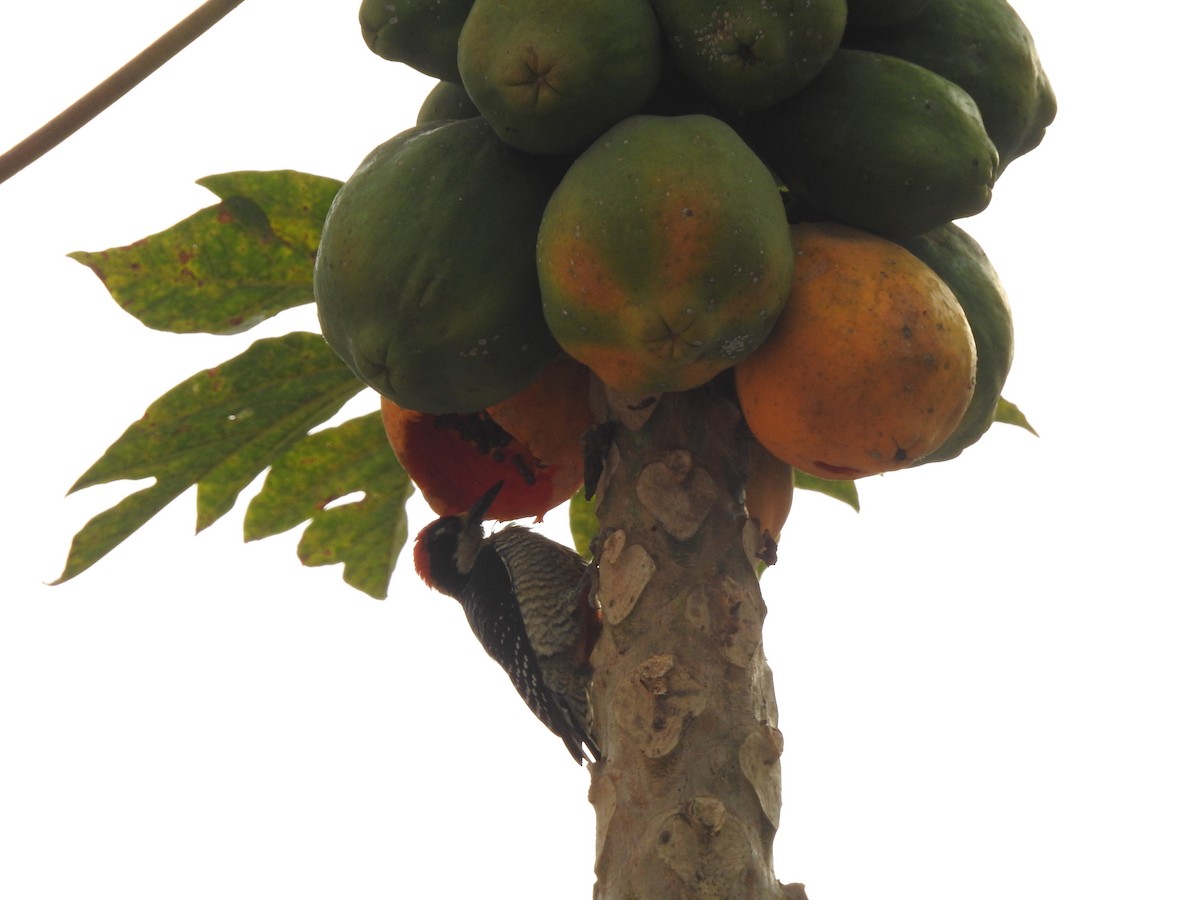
<box><xmin>413</xmin><ymin>481</ymin><xmax>504</xmax><ymax>597</ymax></box>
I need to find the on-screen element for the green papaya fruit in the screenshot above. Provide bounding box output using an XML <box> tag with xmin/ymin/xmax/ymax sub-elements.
<box><xmin>359</xmin><ymin>0</ymin><xmax>474</xmax><ymax>83</ymax></box>
<box><xmin>416</xmin><ymin>81</ymin><xmax>480</xmax><ymax>124</ymax></box>
<box><xmin>457</xmin><ymin>0</ymin><xmax>662</xmax><ymax>155</ymax></box>
<box><xmin>742</xmin><ymin>49</ymin><xmax>999</xmax><ymax>237</ymax></box>
<box><xmin>315</xmin><ymin>118</ymin><xmax>563</xmax><ymax>413</ymax></box>
<box><xmin>650</xmin><ymin>0</ymin><xmax>847</xmax><ymax>113</ymax></box>
<box><xmin>843</xmin><ymin>0</ymin><xmax>1056</xmax><ymax>169</ymax></box>
<box><xmin>899</xmin><ymin>223</ymin><xmax>1014</xmax><ymax>462</ymax></box>
<box><xmin>637</xmin><ymin>58</ymin><xmax>722</xmax><ymax>118</ymax></box>
<box><xmin>846</xmin><ymin>0</ymin><xmax>932</xmax><ymax>28</ymax></box>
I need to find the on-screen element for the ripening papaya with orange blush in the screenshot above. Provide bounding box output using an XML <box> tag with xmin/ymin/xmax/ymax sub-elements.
<box><xmin>734</xmin><ymin>223</ymin><xmax>977</xmax><ymax>480</ymax></box>
<box><xmin>537</xmin><ymin>114</ymin><xmax>794</xmax><ymax>396</ymax></box>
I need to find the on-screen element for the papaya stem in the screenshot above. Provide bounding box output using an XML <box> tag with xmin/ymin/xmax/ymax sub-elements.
<box><xmin>0</xmin><ymin>0</ymin><xmax>246</xmax><ymax>185</ymax></box>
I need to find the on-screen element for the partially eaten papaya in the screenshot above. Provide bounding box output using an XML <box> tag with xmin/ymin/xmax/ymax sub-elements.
<box><xmin>380</xmin><ymin>355</ymin><xmax>591</xmax><ymax>521</ymax></box>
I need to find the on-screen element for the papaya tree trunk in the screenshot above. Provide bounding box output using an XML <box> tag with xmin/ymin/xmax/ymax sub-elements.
<box><xmin>588</xmin><ymin>380</ymin><xmax>808</xmax><ymax>900</ymax></box>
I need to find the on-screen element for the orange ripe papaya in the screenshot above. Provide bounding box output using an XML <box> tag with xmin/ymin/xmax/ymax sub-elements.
<box><xmin>735</xmin><ymin>223</ymin><xmax>977</xmax><ymax>479</ymax></box>
<box><xmin>484</xmin><ymin>354</ymin><xmax>595</xmax><ymax>479</ymax></box>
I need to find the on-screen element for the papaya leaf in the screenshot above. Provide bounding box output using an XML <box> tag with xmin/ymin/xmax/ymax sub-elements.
<box><xmin>197</xmin><ymin>171</ymin><xmax>340</xmax><ymax>253</ymax></box>
<box><xmin>994</xmin><ymin>396</ymin><xmax>1039</xmax><ymax>435</ymax></box>
<box><xmin>68</xmin><ymin>170</ymin><xmax>343</xmax><ymax>335</ymax></box>
<box><xmin>55</xmin><ymin>332</ymin><xmax>365</xmax><ymax>584</ymax></box>
<box><xmin>568</xmin><ymin>488</ymin><xmax>601</xmax><ymax>558</ymax></box>
<box><xmin>792</xmin><ymin>469</ymin><xmax>861</xmax><ymax>512</ymax></box>
<box><xmin>244</xmin><ymin>413</ymin><xmax>414</xmax><ymax>600</ymax></box>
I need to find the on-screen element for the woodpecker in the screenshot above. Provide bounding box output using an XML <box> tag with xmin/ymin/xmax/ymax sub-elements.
<box><xmin>413</xmin><ymin>481</ymin><xmax>601</xmax><ymax>764</ymax></box>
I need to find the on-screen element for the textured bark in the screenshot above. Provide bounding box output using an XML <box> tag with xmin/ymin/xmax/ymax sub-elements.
<box><xmin>587</xmin><ymin>380</ymin><xmax>807</xmax><ymax>900</ymax></box>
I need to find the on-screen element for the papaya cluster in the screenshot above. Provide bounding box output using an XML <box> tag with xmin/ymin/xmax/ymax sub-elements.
<box><xmin>316</xmin><ymin>0</ymin><xmax>1054</xmax><ymax>527</ymax></box>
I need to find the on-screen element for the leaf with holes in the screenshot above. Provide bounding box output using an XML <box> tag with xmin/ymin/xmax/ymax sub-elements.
<box><xmin>54</xmin><ymin>332</ymin><xmax>364</xmax><ymax>584</ymax></box>
<box><xmin>244</xmin><ymin>413</ymin><xmax>414</xmax><ymax>599</ymax></box>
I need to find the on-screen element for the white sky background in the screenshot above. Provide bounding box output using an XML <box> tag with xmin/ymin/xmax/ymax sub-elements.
<box><xmin>1</xmin><ymin>2</ymin><xmax>1197</xmax><ymax>897</ymax></box>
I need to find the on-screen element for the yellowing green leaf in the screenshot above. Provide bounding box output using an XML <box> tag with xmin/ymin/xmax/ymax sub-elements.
<box><xmin>68</xmin><ymin>170</ymin><xmax>342</xmax><ymax>334</ymax></box>
<box><xmin>569</xmin><ymin>488</ymin><xmax>600</xmax><ymax>558</ymax></box>
<box><xmin>55</xmin><ymin>332</ymin><xmax>364</xmax><ymax>584</ymax></box>
<box><xmin>792</xmin><ymin>469</ymin><xmax>861</xmax><ymax>512</ymax></box>
<box><xmin>244</xmin><ymin>413</ymin><xmax>414</xmax><ymax>600</ymax></box>
<box><xmin>994</xmin><ymin>396</ymin><xmax>1039</xmax><ymax>435</ymax></box>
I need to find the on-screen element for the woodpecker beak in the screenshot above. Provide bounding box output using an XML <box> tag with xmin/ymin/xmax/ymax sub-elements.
<box><xmin>466</xmin><ymin>480</ymin><xmax>505</xmax><ymax>526</ymax></box>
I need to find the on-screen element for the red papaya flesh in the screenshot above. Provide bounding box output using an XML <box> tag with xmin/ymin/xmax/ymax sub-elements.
<box><xmin>381</xmin><ymin>398</ymin><xmax>583</xmax><ymax>522</ymax></box>
<box><xmin>315</xmin><ymin>118</ymin><xmax>563</xmax><ymax>414</ymax></box>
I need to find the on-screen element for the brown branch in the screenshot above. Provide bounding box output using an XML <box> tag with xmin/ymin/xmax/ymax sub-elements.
<box><xmin>0</xmin><ymin>0</ymin><xmax>247</xmax><ymax>185</ymax></box>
